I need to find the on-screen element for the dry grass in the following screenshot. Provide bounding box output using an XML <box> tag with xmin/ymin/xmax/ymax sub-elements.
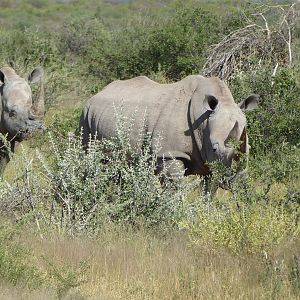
<box><xmin>0</xmin><ymin>225</ymin><xmax>294</xmax><ymax>300</ymax></box>
<box><xmin>0</xmin><ymin>286</ymin><xmax>55</xmax><ymax>300</ymax></box>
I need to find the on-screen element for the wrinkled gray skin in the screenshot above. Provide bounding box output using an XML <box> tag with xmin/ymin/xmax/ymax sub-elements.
<box><xmin>80</xmin><ymin>75</ymin><xmax>258</xmax><ymax>184</ymax></box>
<box><xmin>0</xmin><ymin>67</ymin><xmax>45</xmax><ymax>176</ymax></box>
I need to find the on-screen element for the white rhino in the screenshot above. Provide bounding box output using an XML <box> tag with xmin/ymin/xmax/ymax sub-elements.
<box><xmin>0</xmin><ymin>67</ymin><xmax>45</xmax><ymax>176</ymax></box>
<box><xmin>80</xmin><ymin>75</ymin><xmax>258</xmax><ymax>179</ymax></box>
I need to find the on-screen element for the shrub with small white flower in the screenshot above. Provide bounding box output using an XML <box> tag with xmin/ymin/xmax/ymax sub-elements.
<box><xmin>0</xmin><ymin>113</ymin><xmax>198</xmax><ymax>236</ymax></box>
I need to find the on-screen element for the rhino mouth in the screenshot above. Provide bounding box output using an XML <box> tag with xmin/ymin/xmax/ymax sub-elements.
<box><xmin>218</xmin><ymin>169</ymin><xmax>248</xmax><ymax>190</ymax></box>
<box><xmin>15</xmin><ymin>129</ymin><xmax>33</xmax><ymax>141</ymax></box>
<box><xmin>214</xmin><ymin>153</ymin><xmax>232</xmax><ymax>167</ymax></box>
<box><xmin>16</xmin><ymin>124</ymin><xmax>45</xmax><ymax>141</ymax></box>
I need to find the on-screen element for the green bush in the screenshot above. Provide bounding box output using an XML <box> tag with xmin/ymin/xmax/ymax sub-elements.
<box><xmin>139</xmin><ymin>6</ymin><xmax>243</xmax><ymax>79</ymax></box>
<box><xmin>230</xmin><ymin>67</ymin><xmax>300</xmax><ymax>155</ymax></box>
<box><xmin>182</xmin><ymin>200</ymin><xmax>298</xmax><ymax>254</ymax></box>
<box><xmin>45</xmin><ymin>258</ymin><xmax>88</xmax><ymax>300</ymax></box>
<box><xmin>0</xmin><ymin>222</ymin><xmax>45</xmax><ymax>289</ymax></box>
<box><xmin>0</xmin><ymin>113</ymin><xmax>197</xmax><ymax>236</ymax></box>
<box><xmin>0</xmin><ymin>28</ymin><xmax>60</xmax><ymax>71</ymax></box>
<box><xmin>180</xmin><ymin>169</ymin><xmax>300</xmax><ymax>254</ymax></box>
<box><xmin>0</xmin><ymin>221</ymin><xmax>89</xmax><ymax>298</ymax></box>
<box><xmin>250</xmin><ymin>144</ymin><xmax>300</xmax><ymax>187</ymax></box>
<box><xmin>58</xmin><ymin>5</ymin><xmax>244</xmax><ymax>86</ymax></box>
<box><xmin>227</xmin><ymin>65</ymin><xmax>300</xmax><ymax>193</ymax></box>
<box><xmin>47</xmin><ymin>107</ymin><xmax>82</xmax><ymax>138</ymax></box>
<box><xmin>179</xmin><ymin>144</ymin><xmax>300</xmax><ymax>255</ymax></box>
<box><xmin>59</xmin><ymin>17</ymin><xmax>111</xmax><ymax>58</ymax></box>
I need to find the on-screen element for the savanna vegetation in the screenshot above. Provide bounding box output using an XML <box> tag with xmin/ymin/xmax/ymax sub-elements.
<box><xmin>0</xmin><ymin>0</ymin><xmax>299</xmax><ymax>299</ymax></box>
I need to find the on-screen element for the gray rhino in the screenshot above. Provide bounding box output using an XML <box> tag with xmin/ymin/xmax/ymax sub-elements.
<box><xmin>0</xmin><ymin>67</ymin><xmax>45</xmax><ymax>176</ymax></box>
<box><xmin>80</xmin><ymin>75</ymin><xmax>258</xmax><ymax>180</ymax></box>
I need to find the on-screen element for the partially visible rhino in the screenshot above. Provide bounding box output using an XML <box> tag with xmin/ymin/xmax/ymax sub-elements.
<box><xmin>80</xmin><ymin>75</ymin><xmax>258</xmax><ymax>182</ymax></box>
<box><xmin>0</xmin><ymin>67</ymin><xmax>45</xmax><ymax>176</ymax></box>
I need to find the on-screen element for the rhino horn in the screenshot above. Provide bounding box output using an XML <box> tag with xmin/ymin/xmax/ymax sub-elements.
<box><xmin>29</xmin><ymin>67</ymin><xmax>45</xmax><ymax>118</ymax></box>
<box><xmin>239</xmin><ymin>127</ymin><xmax>249</xmax><ymax>154</ymax></box>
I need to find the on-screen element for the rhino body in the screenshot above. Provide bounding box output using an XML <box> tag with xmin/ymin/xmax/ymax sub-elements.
<box><xmin>80</xmin><ymin>75</ymin><xmax>258</xmax><ymax>178</ymax></box>
<box><xmin>0</xmin><ymin>67</ymin><xmax>45</xmax><ymax>176</ymax></box>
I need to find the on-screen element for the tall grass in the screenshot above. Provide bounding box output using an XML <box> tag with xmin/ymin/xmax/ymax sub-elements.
<box><xmin>0</xmin><ymin>222</ymin><xmax>299</xmax><ymax>299</ymax></box>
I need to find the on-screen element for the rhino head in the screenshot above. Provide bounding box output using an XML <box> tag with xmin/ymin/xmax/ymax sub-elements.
<box><xmin>0</xmin><ymin>67</ymin><xmax>45</xmax><ymax>142</ymax></box>
<box><xmin>203</xmin><ymin>94</ymin><xmax>259</xmax><ymax>167</ymax></box>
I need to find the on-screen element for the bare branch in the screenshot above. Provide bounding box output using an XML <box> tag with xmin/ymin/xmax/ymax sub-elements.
<box><xmin>202</xmin><ymin>1</ymin><xmax>300</xmax><ymax>80</ymax></box>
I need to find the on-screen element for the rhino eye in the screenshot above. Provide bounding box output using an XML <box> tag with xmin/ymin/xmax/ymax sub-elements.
<box><xmin>9</xmin><ymin>110</ymin><xmax>17</xmax><ymax>118</ymax></box>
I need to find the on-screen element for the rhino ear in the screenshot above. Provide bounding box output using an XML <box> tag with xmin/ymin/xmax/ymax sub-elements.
<box><xmin>28</xmin><ymin>67</ymin><xmax>43</xmax><ymax>84</ymax></box>
<box><xmin>203</xmin><ymin>95</ymin><xmax>219</xmax><ymax>112</ymax></box>
<box><xmin>0</xmin><ymin>70</ymin><xmax>4</xmax><ymax>84</ymax></box>
<box><xmin>238</xmin><ymin>94</ymin><xmax>259</xmax><ymax>111</ymax></box>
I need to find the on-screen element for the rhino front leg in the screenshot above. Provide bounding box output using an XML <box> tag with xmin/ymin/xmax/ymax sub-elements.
<box><xmin>0</xmin><ymin>153</ymin><xmax>10</xmax><ymax>178</ymax></box>
<box><xmin>203</xmin><ymin>175</ymin><xmax>218</xmax><ymax>198</ymax></box>
<box><xmin>0</xmin><ymin>141</ymin><xmax>19</xmax><ymax>179</ymax></box>
<box><xmin>156</xmin><ymin>157</ymin><xmax>186</xmax><ymax>182</ymax></box>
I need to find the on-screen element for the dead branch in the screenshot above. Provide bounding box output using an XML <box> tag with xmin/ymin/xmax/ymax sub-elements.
<box><xmin>202</xmin><ymin>1</ymin><xmax>300</xmax><ymax>80</ymax></box>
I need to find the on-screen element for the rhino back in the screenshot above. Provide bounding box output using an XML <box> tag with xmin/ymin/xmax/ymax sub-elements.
<box><xmin>81</xmin><ymin>75</ymin><xmax>204</xmax><ymax>156</ymax></box>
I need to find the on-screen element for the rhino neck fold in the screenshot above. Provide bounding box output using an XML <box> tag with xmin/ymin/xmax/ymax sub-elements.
<box><xmin>187</xmin><ymin>97</ymin><xmax>211</xmax><ymax>175</ymax></box>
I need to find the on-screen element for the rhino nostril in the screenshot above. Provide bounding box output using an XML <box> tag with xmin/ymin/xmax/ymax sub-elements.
<box><xmin>212</xmin><ymin>143</ymin><xmax>219</xmax><ymax>153</ymax></box>
<box><xmin>20</xmin><ymin>128</ymin><xmax>30</xmax><ymax>134</ymax></box>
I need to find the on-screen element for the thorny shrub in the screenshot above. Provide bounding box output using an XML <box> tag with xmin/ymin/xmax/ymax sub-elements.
<box><xmin>0</xmin><ymin>112</ymin><xmax>198</xmax><ymax>236</ymax></box>
<box><xmin>180</xmin><ymin>159</ymin><xmax>300</xmax><ymax>255</ymax></box>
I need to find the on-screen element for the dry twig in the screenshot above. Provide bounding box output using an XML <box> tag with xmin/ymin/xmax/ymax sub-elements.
<box><xmin>202</xmin><ymin>1</ymin><xmax>300</xmax><ymax>80</ymax></box>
